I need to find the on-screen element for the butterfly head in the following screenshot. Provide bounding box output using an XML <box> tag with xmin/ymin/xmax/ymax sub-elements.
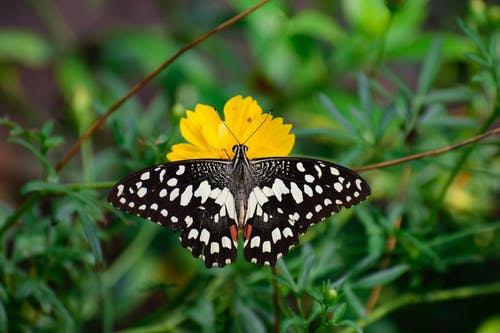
<box><xmin>232</xmin><ymin>144</ymin><xmax>250</xmax><ymax>167</ymax></box>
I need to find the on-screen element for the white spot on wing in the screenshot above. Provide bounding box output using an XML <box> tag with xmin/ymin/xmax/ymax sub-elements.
<box><xmin>159</xmin><ymin>188</ymin><xmax>167</xmax><ymax>198</ymax></box>
<box><xmin>210</xmin><ymin>242</ymin><xmax>220</xmax><ymax>254</ymax></box>
<box><xmin>262</xmin><ymin>186</ymin><xmax>274</xmax><ymax>197</ymax></box>
<box><xmin>185</xmin><ymin>216</ymin><xmax>193</xmax><ymax>227</ymax></box>
<box><xmin>140</xmin><ymin>171</ymin><xmax>150</xmax><ymax>180</ymax></box>
<box><xmin>303</xmin><ymin>184</ymin><xmax>313</xmax><ymax>197</ymax></box>
<box><xmin>283</xmin><ymin>227</ymin><xmax>293</xmax><ymax>238</ymax></box>
<box><xmin>117</xmin><ymin>184</ymin><xmax>124</xmax><ymax>196</ymax></box>
<box><xmin>167</xmin><ymin>178</ymin><xmax>178</xmax><ymax>187</ymax></box>
<box><xmin>250</xmin><ymin>236</ymin><xmax>261</xmax><ymax>248</ymax></box>
<box><xmin>169</xmin><ymin>188</ymin><xmax>179</xmax><ymax>201</ymax></box>
<box><xmin>137</xmin><ymin>187</ymin><xmax>147</xmax><ymax>198</ymax></box>
<box><xmin>271</xmin><ymin>228</ymin><xmax>281</xmax><ymax>243</ymax></box>
<box><xmin>200</xmin><ymin>229</ymin><xmax>210</xmax><ymax>245</ymax></box>
<box><xmin>176</xmin><ymin>165</ymin><xmax>185</xmax><ymax>175</ymax></box>
<box><xmin>262</xmin><ymin>240</ymin><xmax>271</xmax><ymax>253</ymax></box>
<box><xmin>180</xmin><ymin>185</ymin><xmax>193</xmax><ymax>206</ymax></box>
<box><xmin>253</xmin><ymin>187</ymin><xmax>269</xmax><ymax>206</ymax></box>
<box><xmin>188</xmin><ymin>229</ymin><xmax>198</xmax><ymax>239</ymax></box>
<box><xmin>272</xmin><ymin>179</ymin><xmax>289</xmax><ymax>202</ymax></box>
<box><xmin>334</xmin><ymin>182</ymin><xmax>343</xmax><ymax>192</ymax></box>
<box><xmin>304</xmin><ymin>174</ymin><xmax>315</xmax><ymax>183</ymax></box>
<box><xmin>296</xmin><ymin>162</ymin><xmax>305</xmax><ymax>172</ymax></box>
<box><xmin>290</xmin><ymin>182</ymin><xmax>304</xmax><ymax>204</ymax></box>
<box><xmin>194</xmin><ymin>180</ymin><xmax>211</xmax><ymax>204</ymax></box>
<box><xmin>222</xmin><ymin>236</ymin><xmax>232</xmax><ymax>249</ymax></box>
<box><xmin>314</xmin><ymin>164</ymin><xmax>322</xmax><ymax>178</ymax></box>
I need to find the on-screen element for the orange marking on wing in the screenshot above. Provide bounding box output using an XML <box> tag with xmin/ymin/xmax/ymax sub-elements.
<box><xmin>230</xmin><ymin>224</ymin><xmax>238</xmax><ymax>242</ymax></box>
<box><xmin>243</xmin><ymin>224</ymin><xmax>253</xmax><ymax>240</ymax></box>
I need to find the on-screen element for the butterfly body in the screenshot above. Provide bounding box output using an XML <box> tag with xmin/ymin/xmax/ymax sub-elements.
<box><xmin>108</xmin><ymin>144</ymin><xmax>370</xmax><ymax>267</ymax></box>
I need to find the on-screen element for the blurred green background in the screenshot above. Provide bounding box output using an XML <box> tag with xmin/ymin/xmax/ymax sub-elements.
<box><xmin>1</xmin><ymin>0</ymin><xmax>499</xmax><ymax>332</ymax></box>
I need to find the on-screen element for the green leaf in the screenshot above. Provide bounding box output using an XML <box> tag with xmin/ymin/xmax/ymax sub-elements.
<box><xmin>424</xmin><ymin>86</ymin><xmax>474</xmax><ymax>104</ymax></box>
<box><xmin>332</xmin><ymin>302</ymin><xmax>347</xmax><ymax>323</ymax></box>
<box><xmin>77</xmin><ymin>210</ymin><xmax>104</xmax><ymax>265</ymax></box>
<box><xmin>465</xmin><ymin>53</ymin><xmax>490</xmax><ymax>67</ymax></box>
<box><xmin>20</xmin><ymin>180</ymin><xmax>68</xmax><ymax>196</ymax></box>
<box><xmin>0</xmin><ymin>300</ymin><xmax>6</xmax><ymax>332</ymax></box>
<box><xmin>458</xmin><ymin>19</ymin><xmax>488</xmax><ymax>59</ymax></box>
<box><xmin>6</xmin><ymin>137</ymin><xmax>59</xmax><ymax>182</ymax></box>
<box><xmin>343</xmin><ymin>283</ymin><xmax>366</xmax><ymax>319</ymax></box>
<box><xmin>356</xmin><ymin>206</ymin><xmax>385</xmax><ymax>257</ymax></box>
<box><xmin>338</xmin><ymin>319</ymin><xmax>363</xmax><ymax>333</ymax></box>
<box><xmin>318</xmin><ymin>94</ymin><xmax>357</xmax><ymax>135</ymax></box>
<box><xmin>0</xmin><ymin>29</ymin><xmax>52</xmax><ymax>66</ymax></box>
<box><xmin>417</xmin><ymin>37</ymin><xmax>442</xmax><ymax>97</ymax></box>
<box><xmin>289</xmin><ymin>10</ymin><xmax>345</xmax><ymax>44</ymax></box>
<box><xmin>353</xmin><ymin>264</ymin><xmax>410</xmax><ymax>289</ymax></box>
<box><xmin>232</xmin><ymin>301</ymin><xmax>266</xmax><ymax>333</ymax></box>
<box><xmin>296</xmin><ymin>255</ymin><xmax>314</xmax><ymax>291</ymax></box>
<box><xmin>275</xmin><ymin>260</ymin><xmax>297</xmax><ymax>291</ymax></box>
<box><xmin>34</xmin><ymin>282</ymin><xmax>74</xmax><ymax>332</ymax></box>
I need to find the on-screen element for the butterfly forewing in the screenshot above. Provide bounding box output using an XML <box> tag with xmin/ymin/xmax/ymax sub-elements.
<box><xmin>108</xmin><ymin>145</ymin><xmax>370</xmax><ymax>268</ymax></box>
<box><xmin>242</xmin><ymin>158</ymin><xmax>370</xmax><ymax>266</ymax></box>
<box><xmin>107</xmin><ymin>160</ymin><xmax>239</xmax><ymax>267</ymax></box>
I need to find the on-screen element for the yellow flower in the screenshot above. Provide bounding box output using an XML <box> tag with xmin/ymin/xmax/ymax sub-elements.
<box><xmin>167</xmin><ymin>95</ymin><xmax>295</xmax><ymax>161</ymax></box>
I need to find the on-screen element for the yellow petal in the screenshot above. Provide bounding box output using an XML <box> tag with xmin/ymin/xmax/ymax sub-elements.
<box><xmin>180</xmin><ymin>105</ymin><xmax>221</xmax><ymax>150</ymax></box>
<box><xmin>223</xmin><ymin>95</ymin><xmax>267</xmax><ymax>144</ymax></box>
<box><xmin>167</xmin><ymin>95</ymin><xmax>295</xmax><ymax>161</ymax></box>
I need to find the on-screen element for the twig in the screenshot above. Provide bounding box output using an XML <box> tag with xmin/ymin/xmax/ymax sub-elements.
<box><xmin>55</xmin><ymin>0</ymin><xmax>272</xmax><ymax>173</ymax></box>
<box><xmin>353</xmin><ymin>126</ymin><xmax>500</xmax><ymax>172</ymax></box>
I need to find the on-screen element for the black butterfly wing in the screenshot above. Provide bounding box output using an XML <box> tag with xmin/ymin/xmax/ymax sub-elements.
<box><xmin>243</xmin><ymin>157</ymin><xmax>370</xmax><ymax>266</ymax></box>
<box><xmin>107</xmin><ymin>160</ymin><xmax>239</xmax><ymax>268</ymax></box>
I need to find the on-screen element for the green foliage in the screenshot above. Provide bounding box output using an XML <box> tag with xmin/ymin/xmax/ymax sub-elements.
<box><xmin>1</xmin><ymin>1</ymin><xmax>499</xmax><ymax>333</ymax></box>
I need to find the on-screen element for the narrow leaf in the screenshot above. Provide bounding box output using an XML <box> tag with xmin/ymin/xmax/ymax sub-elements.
<box><xmin>77</xmin><ymin>210</ymin><xmax>104</xmax><ymax>265</ymax></box>
<box><xmin>343</xmin><ymin>283</ymin><xmax>366</xmax><ymax>319</ymax></box>
<box><xmin>417</xmin><ymin>37</ymin><xmax>442</xmax><ymax>97</ymax></box>
<box><xmin>353</xmin><ymin>264</ymin><xmax>410</xmax><ymax>289</ymax></box>
<box><xmin>318</xmin><ymin>93</ymin><xmax>356</xmax><ymax>133</ymax></box>
<box><xmin>296</xmin><ymin>255</ymin><xmax>314</xmax><ymax>291</ymax></box>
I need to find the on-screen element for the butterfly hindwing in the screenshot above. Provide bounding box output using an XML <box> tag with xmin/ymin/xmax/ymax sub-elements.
<box><xmin>108</xmin><ymin>145</ymin><xmax>371</xmax><ymax>268</ymax></box>
<box><xmin>242</xmin><ymin>157</ymin><xmax>370</xmax><ymax>266</ymax></box>
<box><xmin>107</xmin><ymin>160</ymin><xmax>238</xmax><ymax>267</ymax></box>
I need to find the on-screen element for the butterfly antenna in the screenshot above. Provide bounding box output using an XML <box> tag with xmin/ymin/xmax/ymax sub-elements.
<box><xmin>221</xmin><ymin>118</ymin><xmax>241</xmax><ymax>145</ymax></box>
<box><xmin>242</xmin><ymin>111</ymin><xmax>271</xmax><ymax>145</ymax></box>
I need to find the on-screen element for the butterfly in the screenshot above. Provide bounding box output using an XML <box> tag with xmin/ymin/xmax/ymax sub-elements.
<box><xmin>108</xmin><ymin>143</ymin><xmax>370</xmax><ymax>268</ymax></box>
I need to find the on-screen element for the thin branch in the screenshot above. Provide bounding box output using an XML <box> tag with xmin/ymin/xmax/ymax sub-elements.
<box><xmin>353</xmin><ymin>126</ymin><xmax>500</xmax><ymax>172</ymax></box>
<box><xmin>55</xmin><ymin>0</ymin><xmax>272</xmax><ymax>173</ymax></box>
